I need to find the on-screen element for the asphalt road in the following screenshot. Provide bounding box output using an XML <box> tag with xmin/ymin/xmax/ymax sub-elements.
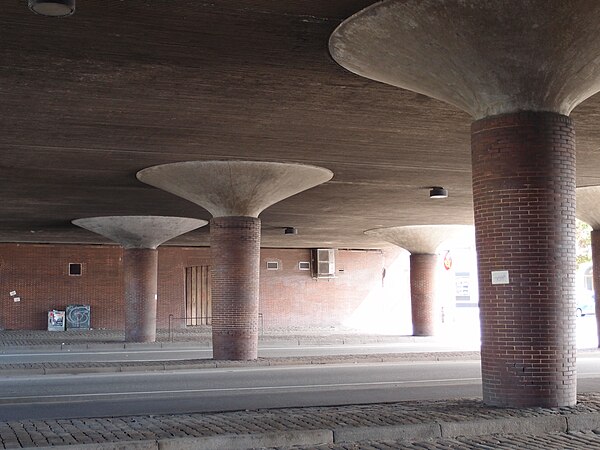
<box><xmin>2</xmin><ymin>355</ymin><xmax>600</xmax><ymax>422</ymax></box>
<box><xmin>0</xmin><ymin>360</ymin><xmax>482</xmax><ymax>421</ymax></box>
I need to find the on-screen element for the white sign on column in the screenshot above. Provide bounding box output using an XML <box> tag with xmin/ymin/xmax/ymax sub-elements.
<box><xmin>491</xmin><ymin>270</ymin><xmax>509</xmax><ymax>285</ymax></box>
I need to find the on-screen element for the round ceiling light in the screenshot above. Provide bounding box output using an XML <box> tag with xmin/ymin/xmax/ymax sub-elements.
<box><xmin>28</xmin><ymin>0</ymin><xmax>75</xmax><ymax>17</ymax></box>
<box><xmin>429</xmin><ymin>187</ymin><xmax>448</xmax><ymax>199</ymax></box>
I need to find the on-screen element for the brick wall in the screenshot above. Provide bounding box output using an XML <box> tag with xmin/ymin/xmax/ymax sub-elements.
<box><xmin>472</xmin><ymin>111</ymin><xmax>576</xmax><ymax>407</ymax></box>
<box><xmin>0</xmin><ymin>243</ymin><xmax>399</xmax><ymax>333</ymax></box>
<box><xmin>157</xmin><ymin>247</ymin><xmax>211</xmax><ymax>329</ymax></box>
<box><xmin>259</xmin><ymin>248</ymin><xmax>386</xmax><ymax>328</ymax></box>
<box><xmin>0</xmin><ymin>243</ymin><xmax>124</xmax><ymax>330</ymax></box>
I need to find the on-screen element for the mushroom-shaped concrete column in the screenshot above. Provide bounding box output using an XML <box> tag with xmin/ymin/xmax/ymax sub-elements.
<box><xmin>576</xmin><ymin>186</ymin><xmax>600</xmax><ymax>347</ymax></box>
<box><xmin>329</xmin><ymin>0</ymin><xmax>600</xmax><ymax>408</ymax></box>
<box><xmin>366</xmin><ymin>225</ymin><xmax>472</xmax><ymax>336</ymax></box>
<box><xmin>72</xmin><ymin>216</ymin><xmax>207</xmax><ymax>342</ymax></box>
<box><xmin>137</xmin><ymin>161</ymin><xmax>333</xmax><ymax>360</ymax></box>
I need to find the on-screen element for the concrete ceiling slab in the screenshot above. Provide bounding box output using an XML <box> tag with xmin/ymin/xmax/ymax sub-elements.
<box><xmin>72</xmin><ymin>216</ymin><xmax>208</xmax><ymax>249</ymax></box>
<box><xmin>0</xmin><ymin>2</ymin><xmax>600</xmax><ymax>248</ymax></box>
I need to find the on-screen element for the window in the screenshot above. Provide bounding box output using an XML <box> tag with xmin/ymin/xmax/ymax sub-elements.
<box><xmin>69</xmin><ymin>263</ymin><xmax>82</xmax><ymax>276</ymax></box>
<box><xmin>299</xmin><ymin>261</ymin><xmax>310</xmax><ymax>270</ymax></box>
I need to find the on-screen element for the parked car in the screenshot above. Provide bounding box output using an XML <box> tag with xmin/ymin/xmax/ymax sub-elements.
<box><xmin>576</xmin><ymin>291</ymin><xmax>596</xmax><ymax>317</ymax></box>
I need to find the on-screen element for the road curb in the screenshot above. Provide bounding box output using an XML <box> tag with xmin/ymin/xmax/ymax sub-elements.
<box><xmin>334</xmin><ymin>422</ymin><xmax>441</xmax><ymax>442</ymax></box>
<box><xmin>158</xmin><ymin>429</ymin><xmax>333</xmax><ymax>449</ymax></box>
<box><xmin>34</xmin><ymin>430</ymin><xmax>334</xmax><ymax>450</ymax></box>
<box><xmin>566</xmin><ymin>411</ymin><xmax>600</xmax><ymax>431</ymax></box>
<box><xmin>43</xmin><ymin>366</ymin><xmax>121</xmax><ymax>375</ymax></box>
<box><xmin>439</xmin><ymin>415</ymin><xmax>567</xmax><ymax>438</ymax></box>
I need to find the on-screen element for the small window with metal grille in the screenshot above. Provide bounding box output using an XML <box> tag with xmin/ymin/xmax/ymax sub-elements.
<box><xmin>69</xmin><ymin>263</ymin><xmax>82</xmax><ymax>276</ymax></box>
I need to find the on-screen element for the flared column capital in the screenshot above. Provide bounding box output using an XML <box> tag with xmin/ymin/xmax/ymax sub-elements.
<box><xmin>72</xmin><ymin>216</ymin><xmax>207</xmax><ymax>249</ymax></box>
<box><xmin>137</xmin><ymin>160</ymin><xmax>333</xmax><ymax>218</ymax></box>
<box><xmin>330</xmin><ymin>0</ymin><xmax>600</xmax><ymax>119</ymax></box>
<box><xmin>365</xmin><ymin>224</ymin><xmax>473</xmax><ymax>254</ymax></box>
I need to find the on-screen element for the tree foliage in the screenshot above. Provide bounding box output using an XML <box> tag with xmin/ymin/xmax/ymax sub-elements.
<box><xmin>577</xmin><ymin>219</ymin><xmax>592</xmax><ymax>267</ymax></box>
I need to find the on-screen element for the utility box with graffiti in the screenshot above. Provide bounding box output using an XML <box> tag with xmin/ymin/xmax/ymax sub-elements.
<box><xmin>66</xmin><ymin>305</ymin><xmax>91</xmax><ymax>330</ymax></box>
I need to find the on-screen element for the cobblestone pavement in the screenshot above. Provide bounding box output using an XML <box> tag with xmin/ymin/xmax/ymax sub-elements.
<box><xmin>2</xmin><ymin>394</ymin><xmax>600</xmax><ymax>448</ymax></box>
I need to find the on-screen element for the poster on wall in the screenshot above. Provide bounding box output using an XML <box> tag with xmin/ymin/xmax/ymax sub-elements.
<box><xmin>48</xmin><ymin>310</ymin><xmax>65</xmax><ymax>331</ymax></box>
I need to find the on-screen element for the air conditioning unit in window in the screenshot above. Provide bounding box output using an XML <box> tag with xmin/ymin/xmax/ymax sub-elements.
<box><xmin>312</xmin><ymin>248</ymin><xmax>336</xmax><ymax>278</ymax></box>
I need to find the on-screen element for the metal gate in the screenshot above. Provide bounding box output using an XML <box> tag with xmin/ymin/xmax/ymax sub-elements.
<box><xmin>185</xmin><ymin>265</ymin><xmax>212</xmax><ymax>325</ymax></box>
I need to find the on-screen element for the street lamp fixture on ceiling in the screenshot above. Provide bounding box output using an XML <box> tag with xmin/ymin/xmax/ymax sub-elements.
<box><xmin>429</xmin><ymin>187</ymin><xmax>448</xmax><ymax>199</ymax></box>
<box><xmin>284</xmin><ymin>227</ymin><xmax>298</xmax><ymax>235</ymax></box>
<box><xmin>28</xmin><ymin>0</ymin><xmax>75</xmax><ymax>17</ymax></box>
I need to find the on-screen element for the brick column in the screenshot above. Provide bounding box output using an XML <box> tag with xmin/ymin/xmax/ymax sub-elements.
<box><xmin>409</xmin><ymin>253</ymin><xmax>438</xmax><ymax>336</ymax></box>
<box><xmin>123</xmin><ymin>248</ymin><xmax>158</xmax><ymax>343</ymax></box>
<box><xmin>210</xmin><ymin>216</ymin><xmax>261</xmax><ymax>360</ymax></box>
<box><xmin>472</xmin><ymin>112</ymin><xmax>576</xmax><ymax>407</ymax></box>
<box><xmin>592</xmin><ymin>230</ymin><xmax>600</xmax><ymax>348</ymax></box>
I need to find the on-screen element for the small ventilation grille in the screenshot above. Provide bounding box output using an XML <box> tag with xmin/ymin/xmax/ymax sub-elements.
<box><xmin>266</xmin><ymin>261</ymin><xmax>279</xmax><ymax>270</ymax></box>
<box><xmin>299</xmin><ymin>261</ymin><xmax>310</xmax><ymax>271</ymax></box>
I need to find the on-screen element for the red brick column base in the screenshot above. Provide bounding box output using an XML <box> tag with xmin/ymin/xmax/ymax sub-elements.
<box><xmin>472</xmin><ymin>112</ymin><xmax>576</xmax><ymax>407</ymax></box>
<box><xmin>210</xmin><ymin>216</ymin><xmax>260</xmax><ymax>360</ymax></box>
<box><xmin>123</xmin><ymin>248</ymin><xmax>158</xmax><ymax>343</ymax></box>
<box><xmin>410</xmin><ymin>253</ymin><xmax>438</xmax><ymax>336</ymax></box>
<box><xmin>591</xmin><ymin>230</ymin><xmax>600</xmax><ymax>348</ymax></box>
